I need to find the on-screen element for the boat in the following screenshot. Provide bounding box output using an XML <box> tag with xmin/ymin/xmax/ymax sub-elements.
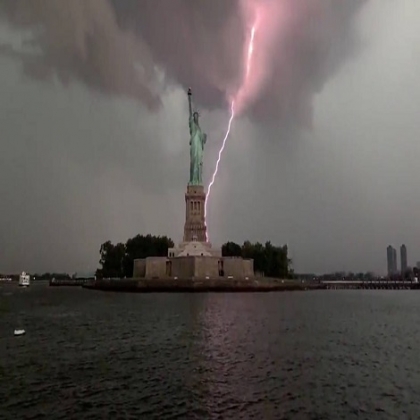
<box><xmin>18</xmin><ymin>272</ymin><xmax>30</xmax><ymax>287</ymax></box>
<box><xmin>14</xmin><ymin>329</ymin><xmax>25</xmax><ymax>336</ymax></box>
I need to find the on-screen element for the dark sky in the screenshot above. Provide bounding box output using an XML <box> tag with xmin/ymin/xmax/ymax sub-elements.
<box><xmin>0</xmin><ymin>0</ymin><xmax>419</xmax><ymax>275</ymax></box>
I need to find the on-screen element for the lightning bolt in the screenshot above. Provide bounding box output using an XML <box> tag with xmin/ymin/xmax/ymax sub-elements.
<box><xmin>244</xmin><ymin>24</ymin><xmax>257</xmax><ymax>83</ymax></box>
<box><xmin>205</xmin><ymin>15</ymin><xmax>258</xmax><ymax>241</ymax></box>
<box><xmin>205</xmin><ymin>100</ymin><xmax>235</xmax><ymax>241</ymax></box>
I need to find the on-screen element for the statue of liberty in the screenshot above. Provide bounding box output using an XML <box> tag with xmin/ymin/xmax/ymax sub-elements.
<box><xmin>187</xmin><ymin>87</ymin><xmax>207</xmax><ymax>185</ymax></box>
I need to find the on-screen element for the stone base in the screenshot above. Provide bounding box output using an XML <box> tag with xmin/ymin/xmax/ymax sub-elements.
<box><xmin>168</xmin><ymin>241</ymin><xmax>221</xmax><ymax>258</ymax></box>
<box><xmin>132</xmin><ymin>181</ymin><xmax>254</xmax><ymax>281</ymax></box>
<box><xmin>184</xmin><ymin>185</ymin><xmax>207</xmax><ymax>242</ymax></box>
<box><xmin>133</xmin><ymin>255</ymin><xmax>254</xmax><ymax>279</ymax></box>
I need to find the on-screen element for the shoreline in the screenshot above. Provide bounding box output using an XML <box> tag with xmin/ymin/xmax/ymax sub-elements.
<box><xmin>81</xmin><ymin>278</ymin><xmax>326</xmax><ymax>293</ymax></box>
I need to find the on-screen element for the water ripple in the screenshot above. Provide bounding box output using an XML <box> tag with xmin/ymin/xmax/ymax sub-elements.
<box><xmin>1</xmin><ymin>286</ymin><xmax>420</xmax><ymax>419</ymax></box>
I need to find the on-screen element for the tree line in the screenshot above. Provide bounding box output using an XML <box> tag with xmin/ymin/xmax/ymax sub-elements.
<box><xmin>96</xmin><ymin>234</ymin><xmax>174</xmax><ymax>278</ymax></box>
<box><xmin>222</xmin><ymin>241</ymin><xmax>292</xmax><ymax>278</ymax></box>
<box><xmin>96</xmin><ymin>235</ymin><xmax>292</xmax><ymax>279</ymax></box>
<box><xmin>33</xmin><ymin>272</ymin><xmax>72</xmax><ymax>280</ymax></box>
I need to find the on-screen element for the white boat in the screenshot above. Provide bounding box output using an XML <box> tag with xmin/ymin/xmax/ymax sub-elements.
<box><xmin>19</xmin><ymin>271</ymin><xmax>30</xmax><ymax>287</ymax></box>
<box><xmin>14</xmin><ymin>329</ymin><xmax>25</xmax><ymax>336</ymax></box>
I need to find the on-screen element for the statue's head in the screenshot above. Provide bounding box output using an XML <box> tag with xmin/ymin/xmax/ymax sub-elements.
<box><xmin>193</xmin><ymin>111</ymin><xmax>199</xmax><ymax>123</ymax></box>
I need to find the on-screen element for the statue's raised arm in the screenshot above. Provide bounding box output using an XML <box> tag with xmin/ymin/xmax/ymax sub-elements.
<box><xmin>188</xmin><ymin>87</ymin><xmax>193</xmax><ymax>137</ymax></box>
<box><xmin>188</xmin><ymin>87</ymin><xmax>193</xmax><ymax>115</ymax></box>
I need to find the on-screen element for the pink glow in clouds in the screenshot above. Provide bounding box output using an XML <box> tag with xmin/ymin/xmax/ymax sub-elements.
<box><xmin>206</xmin><ymin>0</ymin><xmax>284</xmax><ymax>240</ymax></box>
<box><xmin>235</xmin><ymin>0</ymin><xmax>288</xmax><ymax>115</ymax></box>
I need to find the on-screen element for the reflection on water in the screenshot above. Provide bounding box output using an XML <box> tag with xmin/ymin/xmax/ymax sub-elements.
<box><xmin>1</xmin><ymin>283</ymin><xmax>420</xmax><ymax>419</ymax></box>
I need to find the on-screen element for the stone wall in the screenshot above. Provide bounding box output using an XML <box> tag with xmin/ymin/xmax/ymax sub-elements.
<box><xmin>194</xmin><ymin>256</ymin><xmax>220</xmax><ymax>278</ymax></box>
<box><xmin>242</xmin><ymin>259</ymin><xmax>254</xmax><ymax>277</ymax></box>
<box><xmin>133</xmin><ymin>255</ymin><xmax>254</xmax><ymax>279</ymax></box>
<box><xmin>85</xmin><ymin>278</ymin><xmax>322</xmax><ymax>292</ymax></box>
<box><xmin>145</xmin><ymin>257</ymin><xmax>168</xmax><ymax>278</ymax></box>
<box><xmin>171</xmin><ymin>257</ymin><xmax>195</xmax><ymax>278</ymax></box>
<box><xmin>222</xmin><ymin>257</ymin><xmax>254</xmax><ymax>278</ymax></box>
<box><xmin>133</xmin><ymin>259</ymin><xmax>146</xmax><ymax>278</ymax></box>
<box><xmin>169</xmin><ymin>241</ymin><xmax>222</xmax><ymax>258</ymax></box>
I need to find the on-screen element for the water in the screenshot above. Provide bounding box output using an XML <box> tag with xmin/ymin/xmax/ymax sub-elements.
<box><xmin>1</xmin><ymin>283</ymin><xmax>420</xmax><ymax>419</ymax></box>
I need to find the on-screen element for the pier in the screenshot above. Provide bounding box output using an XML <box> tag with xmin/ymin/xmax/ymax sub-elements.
<box><xmin>322</xmin><ymin>280</ymin><xmax>420</xmax><ymax>290</ymax></box>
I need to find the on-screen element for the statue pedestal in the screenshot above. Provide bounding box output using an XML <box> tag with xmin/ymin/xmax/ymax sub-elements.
<box><xmin>183</xmin><ymin>185</ymin><xmax>207</xmax><ymax>242</ymax></box>
<box><xmin>167</xmin><ymin>184</ymin><xmax>222</xmax><ymax>259</ymax></box>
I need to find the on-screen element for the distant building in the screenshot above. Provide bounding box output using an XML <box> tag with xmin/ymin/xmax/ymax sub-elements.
<box><xmin>387</xmin><ymin>245</ymin><xmax>397</xmax><ymax>276</ymax></box>
<box><xmin>393</xmin><ymin>248</ymin><xmax>397</xmax><ymax>274</ymax></box>
<box><xmin>400</xmin><ymin>244</ymin><xmax>407</xmax><ymax>275</ymax></box>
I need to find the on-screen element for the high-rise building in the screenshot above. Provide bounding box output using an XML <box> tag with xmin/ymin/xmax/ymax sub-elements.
<box><xmin>387</xmin><ymin>245</ymin><xmax>397</xmax><ymax>276</ymax></box>
<box><xmin>387</xmin><ymin>246</ymin><xmax>392</xmax><ymax>275</ymax></box>
<box><xmin>393</xmin><ymin>248</ymin><xmax>397</xmax><ymax>274</ymax></box>
<box><xmin>400</xmin><ymin>244</ymin><xmax>407</xmax><ymax>275</ymax></box>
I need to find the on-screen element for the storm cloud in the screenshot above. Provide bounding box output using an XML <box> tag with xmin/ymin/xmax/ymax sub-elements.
<box><xmin>0</xmin><ymin>0</ymin><xmax>365</xmax><ymax>126</ymax></box>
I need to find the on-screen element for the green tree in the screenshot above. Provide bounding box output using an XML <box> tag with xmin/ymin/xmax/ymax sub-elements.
<box><xmin>33</xmin><ymin>272</ymin><xmax>72</xmax><ymax>280</ymax></box>
<box><xmin>221</xmin><ymin>240</ymin><xmax>292</xmax><ymax>278</ymax></box>
<box><xmin>122</xmin><ymin>234</ymin><xmax>174</xmax><ymax>277</ymax></box>
<box><xmin>221</xmin><ymin>241</ymin><xmax>242</xmax><ymax>257</ymax></box>
<box><xmin>96</xmin><ymin>235</ymin><xmax>174</xmax><ymax>278</ymax></box>
<box><xmin>96</xmin><ymin>241</ymin><xmax>125</xmax><ymax>278</ymax></box>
